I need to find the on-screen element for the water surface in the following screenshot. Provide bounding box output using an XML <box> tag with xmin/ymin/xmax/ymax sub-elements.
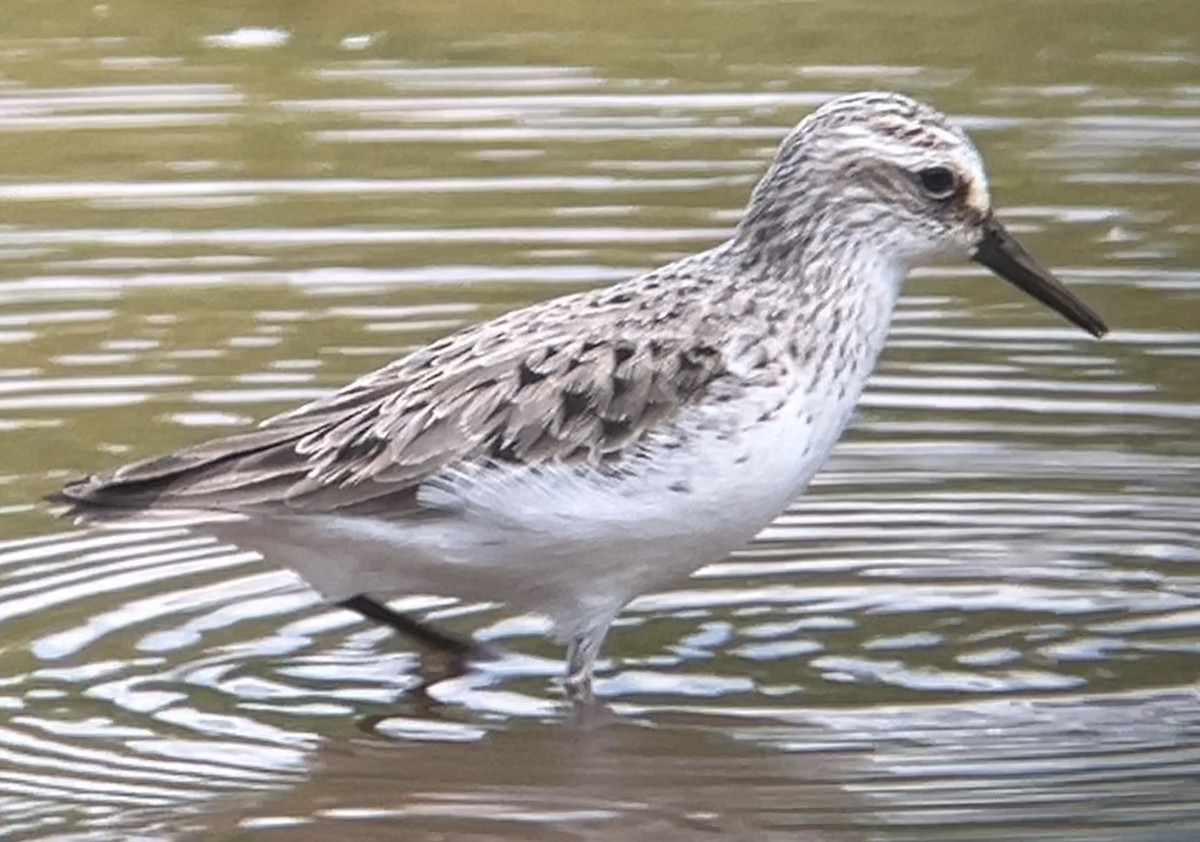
<box><xmin>1</xmin><ymin>1</ymin><xmax>1199</xmax><ymax>839</ymax></box>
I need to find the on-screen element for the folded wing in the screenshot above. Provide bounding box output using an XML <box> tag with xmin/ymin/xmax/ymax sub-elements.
<box><xmin>55</xmin><ymin>290</ymin><xmax>729</xmax><ymax>517</ymax></box>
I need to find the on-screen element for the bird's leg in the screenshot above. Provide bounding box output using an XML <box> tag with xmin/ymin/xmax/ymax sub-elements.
<box><xmin>340</xmin><ymin>595</ymin><xmax>488</xmax><ymax>689</ymax></box>
<box><xmin>339</xmin><ymin>595</ymin><xmax>476</xmax><ymax>657</ymax></box>
<box><xmin>563</xmin><ymin>626</ymin><xmax>609</xmax><ymax>702</ymax></box>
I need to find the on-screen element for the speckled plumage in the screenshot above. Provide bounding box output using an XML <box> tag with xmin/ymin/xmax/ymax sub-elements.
<box><xmin>55</xmin><ymin>92</ymin><xmax>1106</xmax><ymax>698</ymax></box>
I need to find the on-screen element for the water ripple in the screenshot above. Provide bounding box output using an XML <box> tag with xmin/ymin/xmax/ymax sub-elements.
<box><xmin>0</xmin><ymin>19</ymin><xmax>1197</xmax><ymax>841</ymax></box>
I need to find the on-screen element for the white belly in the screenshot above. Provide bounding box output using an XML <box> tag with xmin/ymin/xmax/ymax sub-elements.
<box><xmin>261</xmin><ymin>381</ymin><xmax>861</xmax><ymax>641</ymax></box>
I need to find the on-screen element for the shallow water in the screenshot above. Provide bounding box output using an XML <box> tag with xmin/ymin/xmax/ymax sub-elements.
<box><xmin>1</xmin><ymin>1</ymin><xmax>1199</xmax><ymax>839</ymax></box>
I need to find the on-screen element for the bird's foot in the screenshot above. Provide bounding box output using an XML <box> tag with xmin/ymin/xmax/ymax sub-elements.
<box><xmin>414</xmin><ymin>639</ymin><xmax>498</xmax><ymax>691</ymax></box>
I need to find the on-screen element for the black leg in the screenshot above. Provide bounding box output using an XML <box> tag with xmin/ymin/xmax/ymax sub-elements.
<box><xmin>339</xmin><ymin>595</ymin><xmax>475</xmax><ymax>657</ymax></box>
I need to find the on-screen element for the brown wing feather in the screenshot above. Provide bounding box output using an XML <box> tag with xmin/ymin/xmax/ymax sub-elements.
<box><xmin>55</xmin><ymin>284</ymin><xmax>730</xmax><ymax>516</ymax></box>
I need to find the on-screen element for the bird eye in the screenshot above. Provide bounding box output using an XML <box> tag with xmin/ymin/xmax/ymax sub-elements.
<box><xmin>916</xmin><ymin>166</ymin><xmax>957</xmax><ymax>200</ymax></box>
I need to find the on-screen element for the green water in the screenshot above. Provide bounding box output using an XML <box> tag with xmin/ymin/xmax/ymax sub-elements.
<box><xmin>0</xmin><ymin>1</ymin><xmax>1198</xmax><ymax>839</ymax></box>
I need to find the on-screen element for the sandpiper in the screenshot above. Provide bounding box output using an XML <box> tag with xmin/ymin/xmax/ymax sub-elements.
<box><xmin>55</xmin><ymin>92</ymin><xmax>1107</xmax><ymax>699</ymax></box>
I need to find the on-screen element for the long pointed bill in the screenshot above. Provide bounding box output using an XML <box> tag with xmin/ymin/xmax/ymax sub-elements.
<box><xmin>971</xmin><ymin>216</ymin><xmax>1108</xmax><ymax>338</ymax></box>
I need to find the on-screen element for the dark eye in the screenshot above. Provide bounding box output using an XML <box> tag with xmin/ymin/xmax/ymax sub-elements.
<box><xmin>916</xmin><ymin>166</ymin><xmax>957</xmax><ymax>200</ymax></box>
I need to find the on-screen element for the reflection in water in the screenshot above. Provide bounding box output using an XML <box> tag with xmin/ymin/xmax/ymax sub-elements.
<box><xmin>203</xmin><ymin>716</ymin><xmax>867</xmax><ymax>841</ymax></box>
<box><xmin>1</xmin><ymin>2</ymin><xmax>1199</xmax><ymax>839</ymax></box>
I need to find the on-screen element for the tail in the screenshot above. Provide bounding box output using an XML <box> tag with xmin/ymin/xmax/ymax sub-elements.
<box><xmin>50</xmin><ymin>423</ymin><xmax>318</xmax><ymax>516</ymax></box>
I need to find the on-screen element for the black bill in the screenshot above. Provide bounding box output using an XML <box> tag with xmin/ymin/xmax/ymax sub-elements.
<box><xmin>971</xmin><ymin>216</ymin><xmax>1108</xmax><ymax>338</ymax></box>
